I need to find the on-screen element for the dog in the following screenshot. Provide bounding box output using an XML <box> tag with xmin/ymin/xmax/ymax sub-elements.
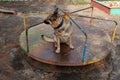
<box><xmin>42</xmin><ymin>8</ymin><xmax>74</xmax><ymax>53</ymax></box>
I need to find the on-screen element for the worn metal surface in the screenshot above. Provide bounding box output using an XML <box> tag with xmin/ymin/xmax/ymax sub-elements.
<box><xmin>0</xmin><ymin>8</ymin><xmax>17</xmax><ymax>15</ymax></box>
<box><xmin>20</xmin><ymin>20</ymin><xmax>111</xmax><ymax>66</ymax></box>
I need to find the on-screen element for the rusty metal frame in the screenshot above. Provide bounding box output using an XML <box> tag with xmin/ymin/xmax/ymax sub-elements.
<box><xmin>0</xmin><ymin>8</ymin><xmax>17</xmax><ymax>15</ymax></box>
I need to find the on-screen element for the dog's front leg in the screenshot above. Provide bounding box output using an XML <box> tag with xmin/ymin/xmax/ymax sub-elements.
<box><xmin>55</xmin><ymin>38</ymin><xmax>60</xmax><ymax>53</ymax></box>
<box><xmin>69</xmin><ymin>35</ymin><xmax>74</xmax><ymax>49</ymax></box>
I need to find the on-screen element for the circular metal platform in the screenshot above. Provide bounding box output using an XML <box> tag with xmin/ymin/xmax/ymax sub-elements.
<box><xmin>20</xmin><ymin>20</ymin><xmax>111</xmax><ymax>66</ymax></box>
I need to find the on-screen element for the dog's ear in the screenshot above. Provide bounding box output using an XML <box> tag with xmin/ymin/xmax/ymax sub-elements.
<box><xmin>54</xmin><ymin>8</ymin><xmax>58</xmax><ymax>15</ymax></box>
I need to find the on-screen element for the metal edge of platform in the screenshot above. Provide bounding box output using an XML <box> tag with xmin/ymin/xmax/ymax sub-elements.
<box><xmin>28</xmin><ymin>50</ymin><xmax>111</xmax><ymax>66</ymax></box>
<box><xmin>28</xmin><ymin>53</ymin><xmax>84</xmax><ymax>66</ymax></box>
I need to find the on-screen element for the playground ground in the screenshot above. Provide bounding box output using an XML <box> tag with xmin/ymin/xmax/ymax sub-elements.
<box><xmin>0</xmin><ymin>2</ymin><xmax>120</xmax><ymax>80</ymax></box>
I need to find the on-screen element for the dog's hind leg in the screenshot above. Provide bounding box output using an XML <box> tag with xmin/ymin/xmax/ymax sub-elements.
<box><xmin>41</xmin><ymin>35</ymin><xmax>54</xmax><ymax>42</ymax></box>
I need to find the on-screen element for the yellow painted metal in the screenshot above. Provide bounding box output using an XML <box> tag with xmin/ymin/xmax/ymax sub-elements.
<box><xmin>29</xmin><ymin>11</ymin><xmax>52</xmax><ymax>14</ymax></box>
<box><xmin>83</xmin><ymin>54</ymin><xmax>107</xmax><ymax>65</ymax></box>
<box><xmin>21</xmin><ymin>13</ymin><xmax>29</xmax><ymax>53</ymax></box>
<box><xmin>22</xmin><ymin>13</ymin><xmax>27</xmax><ymax>30</ymax></box>
<box><xmin>111</xmin><ymin>25</ymin><xmax>118</xmax><ymax>43</ymax></box>
<box><xmin>63</xmin><ymin>12</ymin><xmax>70</xmax><ymax>20</ymax></box>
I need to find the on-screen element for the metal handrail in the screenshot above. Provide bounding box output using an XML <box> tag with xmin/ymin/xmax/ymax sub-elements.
<box><xmin>56</xmin><ymin>6</ymin><xmax>88</xmax><ymax>62</ymax></box>
<box><xmin>21</xmin><ymin>6</ymin><xmax>118</xmax><ymax>63</ymax></box>
<box><xmin>77</xmin><ymin>15</ymin><xmax>118</xmax><ymax>43</ymax></box>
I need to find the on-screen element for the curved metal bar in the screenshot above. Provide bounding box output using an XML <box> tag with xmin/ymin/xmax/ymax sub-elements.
<box><xmin>56</xmin><ymin>6</ymin><xmax>88</xmax><ymax>63</ymax></box>
<box><xmin>70</xmin><ymin>17</ymin><xmax>88</xmax><ymax>62</ymax></box>
<box><xmin>78</xmin><ymin>15</ymin><xmax>117</xmax><ymax>22</ymax></box>
<box><xmin>71</xmin><ymin>6</ymin><xmax>93</xmax><ymax>14</ymax></box>
<box><xmin>111</xmin><ymin>23</ymin><xmax>118</xmax><ymax>43</ymax></box>
<box><xmin>29</xmin><ymin>11</ymin><xmax>52</xmax><ymax>14</ymax></box>
<box><xmin>21</xmin><ymin>13</ymin><xmax>29</xmax><ymax>53</ymax></box>
<box><xmin>27</xmin><ymin>21</ymin><xmax>44</xmax><ymax>30</ymax></box>
<box><xmin>0</xmin><ymin>8</ymin><xmax>17</xmax><ymax>15</ymax></box>
<box><xmin>22</xmin><ymin>12</ymin><xmax>44</xmax><ymax>54</ymax></box>
<box><xmin>77</xmin><ymin>15</ymin><xmax>118</xmax><ymax>43</ymax></box>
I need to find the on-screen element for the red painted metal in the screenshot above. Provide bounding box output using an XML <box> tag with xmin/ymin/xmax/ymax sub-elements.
<box><xmin>91</xmin><ymin>1</ymin><xmax>110</xmax><ymax>14</ymax></box>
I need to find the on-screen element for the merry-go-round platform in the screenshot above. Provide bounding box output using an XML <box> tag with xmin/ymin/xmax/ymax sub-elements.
<box><xmin>20</xmin><ymin>20</ymin><xmax>112</xmax><ymax>66</ymax></box>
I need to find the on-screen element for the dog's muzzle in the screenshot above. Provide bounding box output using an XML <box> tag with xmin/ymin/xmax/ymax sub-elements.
<box><xmin>44</xmin><ymin>20</ymin><xmax>50</xmax><ymax>24</ymax></box>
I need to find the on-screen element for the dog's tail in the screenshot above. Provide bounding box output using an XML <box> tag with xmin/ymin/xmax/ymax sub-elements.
<box><xmin>41</xmin><ymin>35</ymin><xmax>55</xmax><ymax>42</ymax></box>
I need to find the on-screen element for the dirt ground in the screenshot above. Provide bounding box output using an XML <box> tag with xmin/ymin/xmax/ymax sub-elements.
<box><xmin>0</xmin><ymin>2</ymin><xmax>120</xmax><ymax>80</ymax></box>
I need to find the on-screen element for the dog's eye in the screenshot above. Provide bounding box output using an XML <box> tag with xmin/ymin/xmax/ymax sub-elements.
<box><xmin>50</xmin><ymin>17</ymin><xmax>56</xmax><ymax>21</ymax></box>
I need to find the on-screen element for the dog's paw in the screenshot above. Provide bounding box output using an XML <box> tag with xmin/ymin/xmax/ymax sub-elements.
<box><xmin>70</xmin><ymin>46</ymin><xmax>74</xmax><ymax>49</ymax></box>
<box><xmin>55</xmin><ymin>49</ymin><xmax>60</xmax><ymax>54</ymax></box>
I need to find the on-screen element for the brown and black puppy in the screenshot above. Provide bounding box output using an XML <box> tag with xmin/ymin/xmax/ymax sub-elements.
<box><xmin>42</xmin><ymin>8</ymin><xmax>74</xmax><ymax>53</ymax></box>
